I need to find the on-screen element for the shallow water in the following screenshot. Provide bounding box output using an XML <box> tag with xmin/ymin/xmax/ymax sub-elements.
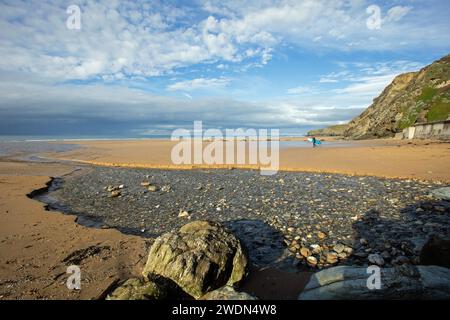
<box><xmin>0</xmin><ymin>141</ymin><xmax>78</xmax><ymax>158</ymax></box>
<box><xmin>279</xmin><ymin>140</ymin><xmax>357</xmax><ymax>149</ymax></box>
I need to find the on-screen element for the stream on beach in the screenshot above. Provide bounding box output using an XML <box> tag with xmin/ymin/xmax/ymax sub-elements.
<box><xmin>32</xmin><ymin>165</ymin><xmax>450</xmax><ymax>272</ymax></box>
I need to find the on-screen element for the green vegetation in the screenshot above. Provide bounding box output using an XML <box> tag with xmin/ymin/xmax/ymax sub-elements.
<box><xmin>427</xmin><ymin>99</ymin><xmax>450</xmax><ymax>122</ymax></box>
<box><xmin>398</xmin><ymin>102</ymin><xmax>422</xmax><ymax>130</ymax></box>
<box><xmin>418</xmin><ymin>87</ymin><xmax>437</xmax><ymax>102</ymax></box>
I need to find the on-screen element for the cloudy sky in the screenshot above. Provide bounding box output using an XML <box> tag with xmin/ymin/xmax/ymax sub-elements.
<box><xmin>0</xmin><ymin>0</ymin><xmax>449</xmax><ymax>137</ymax></box>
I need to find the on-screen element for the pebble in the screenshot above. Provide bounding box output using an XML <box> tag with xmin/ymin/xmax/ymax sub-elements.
<box><xmin>333</xmin><ymin>243</ymin><xmax>345</xmax><ymax>253</ymax></box>
<box><xmin>310</xmin><ymin>244</ymin><xmax>322</xmax><ymax>254</ymax></box>
<box><xmin>109</xmin><ymin>191</ymin><xmax>121</xmax><ymax>198</ymax></box>
<box><xmin>392</xmin><ymin>255</ymin><xmax>410</xmax><ymax>265</ymax></box>
<box><xmin>306</xmin><ymin>256</ymin><xmax>317</xmax><ymax>267</ymax></box>
<box><xmin>300</xmin><ymin>247</ymin><xmax>311</xmax><ymax>258</ymax></box>
<box><xmin>326</xmin><ymin>252</ymin><xmax>339</xmax><ymax>264</ymax></box>
<box><xmin>368</xmin><ymin>253</ymin><xmax>385</xmax><ymax>266</ymax></box>
<box><xmin>317</xmin><ymin>231</ymin><xmax>327</xmax><ymax>240</ymax></box>
<box><xmin>178</xmin><ymin>210</ymin><xmax>189</xmax><ymax>218</ymax></box>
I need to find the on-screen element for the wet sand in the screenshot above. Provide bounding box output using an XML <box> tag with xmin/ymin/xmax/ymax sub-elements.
<box><xmin>0</xmin><ymin>160</ymin><xmax>149</xmax><ymax>299</ymax></box>
<box><xmin>46</xmin><ymin>138</ymin><xmax>450</xmax><ymax>182</ymax></box>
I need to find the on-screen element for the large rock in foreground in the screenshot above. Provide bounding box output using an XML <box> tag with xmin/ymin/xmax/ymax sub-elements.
<box><xmin>142</xmin><ymin>220</ymin><xmax>248</xmax><ymax>299</ymax></box>
<box><xmin>299</xmin><ymin>265</ymin><xmax>450</xmax><ymax>300</ymax></box>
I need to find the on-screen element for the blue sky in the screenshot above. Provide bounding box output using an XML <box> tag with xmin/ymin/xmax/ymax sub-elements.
<box><xmin>0</xmin><ymin>0</ymin><xmax>449</xmax><ymax>136</ymax></box>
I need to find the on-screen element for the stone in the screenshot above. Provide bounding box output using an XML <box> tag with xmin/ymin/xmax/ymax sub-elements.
<box><xmin>360</xmin><ymin>238</ymin><xmax>368</xmax><ymax>246</ymax></box>
<box><xmin>326</xmin><ymin>252</ymin><xmax>338</xmax><ymax>264</ymax></box>
<box><xmin>306</xmin><ymin>256</ymin><xmax>317</xmax><ymax>267</ymax></box>
<box><xmin>392</xmin><ymin>256</ymin><xmax>410</xmax><ymax>265</ymax></box>
<box><xmin>298</xmin><ymin>265</ymin><xmax>450</xmax><ymax>300</ymax></box>
<box><xmin>430</xmin><ymin>187</ymin><xmax>450</xmax><ymax>201</ymax></box>
<box><xmin>300</xmin><ymin>247</ymin><xmax>311</xmax><ymax>258</ymax></box>
<box><xmin>142</xmin><ymin>220</ymin><xmax>248</xmax><ymax>299</ymax></box>
<box><xmin>368</xmin><ymin>253</ymin><xmax>385</xmax><ymax>266</ymax></box>
<box><xmin>381</xmin><ymin>251</ymin><xmax>391</xmax><ymax>260</ymax></box>
<box><xmin>107</xmin><ymin>185</ymin><xmax>119</xmax><ymax>192</ymax></box>
<box><xmin>337</xmin><ymin>252</ymin><xmax>347</xmax><ymax>260</ymax></box>
<box><xmin>141</xmin><ymin>182</ymin><xmax>151</xmax><ymax>187</ymax></box>
<box><xmin>317</xmin><ymin>231</ymin><xmax>327</xmax><ymax>240</ymax></box>
<box><xmin>178</xmin><ymin>210</ymin><xmax>189</xmax><ymax>218</ymax></box>
<box><xmin>343</xmin><ymin>247</ymin><xmax>353</xmax><ymax>255</ymax></box>
<box><xmin>147</xmin><ymin>185</ymin><xmax>158</xmax><ymax>192</ymax></box>
<box><xmin>333</xmin><ymin>243</ymin><xmax>345</xmax><ymax>254</ymax></box>
<box><xmin>161</xmin><ymin>185</ymin><xmax>171</xmax><ymax>192</ymax></box>
<box><xmin>106</xmin><ymin>278</ymin><xmax>167</xmax><ymax>300</ymax></box>
<box><xmin>310</xmin><ymin>244</ymin><xmax>322</xmax><ymax>254</ymax></box>
<box><xmin>109</xmin><ymin>190</ymin><xmax>121</xmax><ymax>198</ymax></box>
<box><xmin>419</xmin><ymin>236</ymin><xmax>450</xmax><ymax>268</ymax></box>
<box><xmin>200</xmin><ymin>286</ymin><xmax>258</xmax><ymax>300</ymax></box>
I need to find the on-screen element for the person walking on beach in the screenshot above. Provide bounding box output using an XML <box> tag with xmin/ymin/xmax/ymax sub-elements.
<box><xmin>312</xmin><ymin>136</ymin><xmax>317</xmax><ymax>148</ymax></box>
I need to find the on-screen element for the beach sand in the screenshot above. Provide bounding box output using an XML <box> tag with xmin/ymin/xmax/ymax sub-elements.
<box><xmin>46</xmin><ymin>138</ymin><xmax>450</xmax><ymax>182</ymax></box>
<box><xmin>0</xmin><ymin>160</ymin><xmax>149</xmax><ymax>299</ymax></box>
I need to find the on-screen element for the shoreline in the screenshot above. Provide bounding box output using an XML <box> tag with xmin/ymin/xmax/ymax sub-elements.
<box><xmin>38</xmin><ymin>137</ymin><xmax>450</xmax><ymax>183</ymax></box>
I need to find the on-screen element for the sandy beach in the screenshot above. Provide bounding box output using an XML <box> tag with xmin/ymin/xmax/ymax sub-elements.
<box><xmin>0</xmin><ymin>160</ymin><xmax>149</xmax><ymax>299</ymax></box>
<box><xmin>0</xmin><ymin>138</ymin><xmax>449</xmax><ymax>300</ymax></box>
<box><xmin>46</xmin><ymin>138</ymin><xmax>450</xmax><ymax>182</ymax></box>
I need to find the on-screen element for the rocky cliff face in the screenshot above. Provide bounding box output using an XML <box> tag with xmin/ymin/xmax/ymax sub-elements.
<box><xmin>307</xmin><ymin>124</ymin><xmax>348</xmax><ymax>137</ymax></box>
<box><xmin>344</xmin><ymin>54</ymin><xmax>450</xmax><ymax>139</ymax></box>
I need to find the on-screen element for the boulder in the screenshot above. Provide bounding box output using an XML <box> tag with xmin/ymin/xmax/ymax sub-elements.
<box><xmin>142</xmin><ymin>220</ymin><xmax>248</xmax><ymax>299</ymax></box>
<box><xmin>106</xmin><ymin>278</ymin><xmax>167</xmax><ymax>300</ymax></box>
<box><xmin>420</xmin><ymin>236</ymin><xmax>450</xmax><ymax>268</ymax></box>
<box><xmin>298</xmin><ymin>265</ymin><xmax>450</xmax><ymax>300</ymax></box>
<box><xmin>200</xmin><ymin>286</ymin><xmax>258</xmax><ymax>300</ymax></box>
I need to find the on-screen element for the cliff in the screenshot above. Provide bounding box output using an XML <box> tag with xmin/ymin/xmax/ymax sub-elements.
<box><xmin>344</xmin><ymin>54</ymin><xmax>450</xmax><ymax>139</ymax></box>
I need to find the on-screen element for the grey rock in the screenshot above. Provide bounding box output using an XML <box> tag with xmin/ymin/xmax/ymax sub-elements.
<box><xmin>299</xmin><ymin>265</ymin><xmax>450</xmax><ymax>300</ymax></box>
<box><xmin>368</xmin><ymin>253</ymin><xmax>385</xmax><ymax>266</ymax></box>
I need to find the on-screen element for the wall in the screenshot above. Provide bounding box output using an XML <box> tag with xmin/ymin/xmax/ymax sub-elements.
<box><xmin>401</xmin><ymin>120</ymin><xmax>450</xmax><ymax>140</ymax></box>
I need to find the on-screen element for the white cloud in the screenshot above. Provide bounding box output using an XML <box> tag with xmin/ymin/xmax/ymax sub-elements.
<box><xmin>385</xmin><ymin>6</ymin><xmax>412</xmax><ymax>23</ymax></box>
<box><xmin>167</xmin><ymin>77</ymin><xmax>231</xmax><ymax>92</ymax></box>
<box><xmin>334</xmin><ymin>74</ymin><xmax>397</xmax><ymax>96</ymax></box>
<box><xmin>0</xmin><ymin>0</ymin><xmax>447</xmax><ymax>82</ymax></box>
<box><xmin>286</xmin><ymin>86</ymin><xmax>314</xmax><ymax>95</ymax></box>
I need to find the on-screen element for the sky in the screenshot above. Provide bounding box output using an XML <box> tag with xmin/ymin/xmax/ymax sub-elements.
<box><xmin>0</xmin><ymin>0</ymin><xmax>449</xmax><ymax>137</ymax></box>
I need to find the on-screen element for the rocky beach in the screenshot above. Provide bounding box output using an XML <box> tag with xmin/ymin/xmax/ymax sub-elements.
<box><xmin>37</xmin><ymin>166</ymin><xmax>450</xmax><ymax>271</ymax></box>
